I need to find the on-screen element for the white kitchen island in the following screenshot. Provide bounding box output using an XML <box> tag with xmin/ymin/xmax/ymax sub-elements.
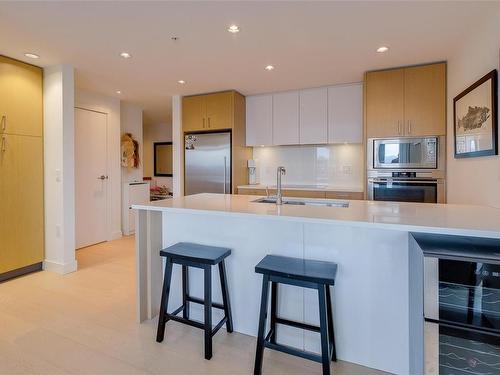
<box><xmin>133</xmin><ymin>193</ymin><xmax>500</xmax><ymax>374</ymax></box>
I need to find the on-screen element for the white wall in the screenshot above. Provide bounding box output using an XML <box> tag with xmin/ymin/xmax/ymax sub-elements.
<box><xmin>75</xmin><ymin>90</ymin><xmax>122</xmax><ymax>240</ymax></box>
<box><xmin>253</xmin><ymin>144</ymin><xmax>364</xmax><ymax>189</ymax></box>
<box><xmin>446</xmin><ymin>13</ymin><xmax>500</xmax><ymax>208</ymax></box>
<box><xmin>43</xmin><ymin>65</ymin><xmax>77</xmax><ymax>274</ymax></box>
<box><xmin>172</xmin><ymin>95</ymin><xmax>183</xmax><ymax>197</ymax></box>
<box><xmin>143</xmin><ymin>120</ymin><xmax>173</xmax><ymax>190</ymax></box>
<box><xmin>121</xmin><ymin>102</ymin><xmax>143</xmax><ymax>183</ymax></box>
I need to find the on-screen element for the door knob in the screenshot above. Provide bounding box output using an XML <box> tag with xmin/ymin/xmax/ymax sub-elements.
<box><xmin>98</xmin><ymin>175</ymin><xmax>108</xmax><ymax>180</ymax></box>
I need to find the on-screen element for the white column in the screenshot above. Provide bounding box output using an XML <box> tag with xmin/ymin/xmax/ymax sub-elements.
<box><xmin>43</xmin><ymin>65</ymin><xmax>77</xmax><ymax>274</ymax></box>
<box><xmin>172</xmin><ymin>95</ymin><xmax>183</xmax><ymax>197</ymax></box>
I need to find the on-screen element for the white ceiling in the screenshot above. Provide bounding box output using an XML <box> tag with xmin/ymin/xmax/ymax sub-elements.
<box><xmin>0</xmin><ymin>1</ymin><xmax>498</xmax><ymax>125</ymax></box>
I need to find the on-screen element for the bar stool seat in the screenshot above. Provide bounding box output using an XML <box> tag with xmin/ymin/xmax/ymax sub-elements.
<box><xmin>156</xmin><ymin>242</ymin><xmax>233</xmax><ymax>360</ymax></box>
<box><xmin>254</xmin><ymin>255</ymin><xmax>337</xmax><ymax>375</ymax></box>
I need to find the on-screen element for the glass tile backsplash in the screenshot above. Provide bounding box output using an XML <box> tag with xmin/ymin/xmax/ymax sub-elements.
<box><xmin>252</xmin><ymin>144</ymin><xmax>363</xmax><ymax>188</ymax></box>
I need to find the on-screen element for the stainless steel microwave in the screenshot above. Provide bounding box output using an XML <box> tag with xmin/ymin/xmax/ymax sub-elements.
<box><xmin>368</xmin><ymin>137</ymin><xmax>440</xmax><ymax>170</ymax></box>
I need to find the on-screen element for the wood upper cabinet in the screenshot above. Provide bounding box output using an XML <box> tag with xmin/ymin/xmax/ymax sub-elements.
<box><xmin>273</xmin><ymin>91</ymin><xmax>299</xmax><ymax>145</ymax></box>
<box><xmin>299</xmin><ymin>88</ymin><xmax>328</xmax><ymax>144</ymax></box>
<box><xmin>328</xmin><ymin>83</ymin><xmax>363</xmax><ymax>143</ymax></box>
<box><xmin>365</xmin><ymin>68</ymin><xmax>404</xmax><ymax>138</ymax></box>
<box><xmin>246</xmin><ymin>94</ymin><xmax>273</xmax><ymax>146</ymax></box>
<box><xmin>0</xmin><ymin>134</ymin><xmax>44</xmax><ymax>274</ymax></box>
<box><xmin>182</xmin><ymin>95</ymin><xmax>205</xmax><ymax>132</ymax></box>
<box><xmin>404</xmin><ymin>63</ymin><xmax>446</xmax><ymax>136</ymax></box>
<box><xmin>0</xmin><ymin>56</ymin><xmax>43</xmax><ymax>137</ymax></box>
<box><xmin>365</xmin><ymin>63</ymin><xmax>446</xmax><ymax>138</ymax></box>
<box><xmin>182</xmin><ymin>91</ymin><xmax>233</xmax><ymax>132</ymax></box>
<box><xmin>205</xmin><ymin>91</ymin><xmax>232</xmax><ymax>130</ymax></box>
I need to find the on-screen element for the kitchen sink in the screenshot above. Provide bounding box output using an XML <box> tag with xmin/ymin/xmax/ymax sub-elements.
<box><xmin>252</xmin><ymin>197</ymin><xmax>349</xmax><ymax>208</ymax></box>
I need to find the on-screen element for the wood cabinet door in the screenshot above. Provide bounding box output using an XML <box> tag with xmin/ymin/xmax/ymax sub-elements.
<box><xmin>246</xmin><ymin>95</ymin><xmax>273</xmax><ymax>146</ymax></box>
<box><xmin>205</xmin><ymin>92</ymin><xmax>233</xmax><ymax>130</ymax></box>
<box><xmin>404</xmin><ymin>63</ymin><xmax>446</xmax><ymax>136</ymax></box>
<box><xmin>0</xmin><ymin>56</ymin><xmax>43</xmax><ymax>137</ymax></box>
<box><xmin>299</xmin><ymin>88</ymin><xmax>328</xmax><ymax>144</ymax></box>
<box><xmin>328</xmin><ymin>83</ymin><xmax>363</xmax><ymax>143</ymax></box>
<box><xmin>273</xmin><ymin>91</ymin><xmax>299</xmax><ymax>145</ymax></box>
<box><xmin>182</xmin><ymin>95</ymin><xmax>206</xmax><ymax>132</ymax></box>
<box><xmin>365</xmin><ymin>69</ymin><xmax>404</xmax><ymax>138</ymax></box>
<box><xmin>0</xmin><ymin>134</ymin><xmax>44</xmax><ymax>274</ymax></box>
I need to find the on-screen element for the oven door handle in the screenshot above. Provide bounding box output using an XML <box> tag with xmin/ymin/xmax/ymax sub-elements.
<box><xmin>371</xmin><ymin>179</ymin><xmax>438</xmax><ymax>184</ymax></box>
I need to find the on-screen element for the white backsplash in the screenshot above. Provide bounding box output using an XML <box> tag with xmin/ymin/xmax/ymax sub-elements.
<box><xmin>252</xmin><ymin>144</ymin><xmax>364</xmax><ymax>188</ymax></box>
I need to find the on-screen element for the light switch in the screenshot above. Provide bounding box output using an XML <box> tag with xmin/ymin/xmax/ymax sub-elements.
<box><xmin>55</xmin><ymin>169</ymin><xmax>62</xmax><ymax>182</ymax></box>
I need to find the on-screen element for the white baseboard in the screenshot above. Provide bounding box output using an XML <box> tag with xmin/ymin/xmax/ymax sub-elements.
<box><xmin>43</xmin><ymin>259</ymin><xmax>78</xmax><ymax>274</ymax></box>
<box><xmin>109</xmin><ymin>230</ymin><xmax>123</xmax><ymax>241</ymax></box>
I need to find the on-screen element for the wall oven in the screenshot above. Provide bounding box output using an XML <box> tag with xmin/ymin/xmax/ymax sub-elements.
<box><xmin>367</xmin><ymin>136</ymin><xmax>446</xmax><ymax>203</ymax></box>
<box><xmin>424</xmin><ymin>254</ymin><xmax>500</xmax><ymax>375</ymax></box>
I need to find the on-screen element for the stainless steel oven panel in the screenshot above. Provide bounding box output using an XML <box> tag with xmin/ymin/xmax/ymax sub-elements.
<box><xmin>424</xmin><ymin>257</ymin><xmax>439</xmax><ymax>321</ymax></box>
<box><xmin>367</xmin><ymin>136</ymin><xmax>446</xmax><ymax>173</ymax></box>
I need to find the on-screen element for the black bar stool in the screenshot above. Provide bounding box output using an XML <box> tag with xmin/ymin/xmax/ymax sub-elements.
<box><xmin>254</xmin><ymin>255</ymin><xmax>337</xmax><ymax>375</ymax></box>
<box><xmin>156</xmin><ymin>242</ymin><xmax>233</xmax><ymax>360</ymax></box>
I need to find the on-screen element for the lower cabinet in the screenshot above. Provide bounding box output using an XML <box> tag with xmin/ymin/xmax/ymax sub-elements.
<box><xmin>237</xmin><ymin>188</ymin><xmax>363</xmax><ymax>200</ymax></box>
<box><xmin>0</xmin><ymin>134</ymin><xmax>44</xmax><ymax>274</ymax></box>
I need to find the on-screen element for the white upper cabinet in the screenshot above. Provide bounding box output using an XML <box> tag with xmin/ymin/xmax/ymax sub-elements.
<box><xmin>246</xmin><ymin>94</ymin><xmax>273</xmax><ymax>146</ymax></box>
<box><xmin>272</xmin><ymin>91</ymin><xmax>299</xmax><ymax>145</ymax></box>
<box><xmin>299</xmin><ymin>88</ymin><xmax>328</xmax><ymax>144</ymax></box>
<box><xmin>328</xmin><ymin>83</ymin><xmax>363</xmax><ymax>144</ymax></box>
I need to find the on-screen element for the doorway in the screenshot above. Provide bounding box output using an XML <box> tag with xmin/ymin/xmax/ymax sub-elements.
<box><xmin>75</xmin><ymin>107</ymin><xmax>108</xmax><ymax>249</ymax></box>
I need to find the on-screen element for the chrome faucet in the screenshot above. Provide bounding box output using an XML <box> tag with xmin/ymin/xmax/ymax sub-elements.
<box><xmin>276</xmin><ymin>166</ymin><xmax>286</xmax><ymax>205</ymax></box>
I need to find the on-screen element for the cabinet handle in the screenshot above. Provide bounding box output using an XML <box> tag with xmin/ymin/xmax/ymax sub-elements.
<box><xmin>408</xmin><ymin>120</ymin><xmax>412</xmax><ymax>135</ymax></box>
<box><xmin>397</xmin><ymin>120</ymin><xmax>401</xmax><ymax>135</ymax></box>
<box><xmin>202</xmin><ymin>118</ymin><xmax>205</xmax><ymax>128</ymax></box>
<box><xmin>1</xmin><ymin>136</ymin><xmax>6</xmax><ymax>152</ymax></box>
<box><xmin>1</xmin><ymin>115</ymin><xmax>5</xmax><ymax>132</ymax></box>
<box><xmin>208</xmin><ymin>117</ymin><xmax>211</xmax><ymax>128</ymax></box>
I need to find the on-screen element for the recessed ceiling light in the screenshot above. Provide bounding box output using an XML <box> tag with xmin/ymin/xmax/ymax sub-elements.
<box><xmin>227</xmin><ymin>24</ymin><xmax>240</xmax><ymax>33</ymax></box>
<box><xmin>178</xmin><ymin>80</ymin><xmax>186</xmax><ymax>84</ymax></box>
<box><xmin>116</xmin><ymin>90</ymin><xmax>122</xmax><ymax>94</ymax></box>
<box><xmin>24</xmin><ymin>53</ymin><xmax>39</xmax><ymax>59</ymax></box>
<box><xmin>265</xmin><ymin>65</ymin><xmax>275</xmax><ymax>71</ymax></box>
<box><xmin>120</xmin><ymin>52</ymin><xmax>132</xmax><ymax>59</ymax></box>
<box><xmin>376</xmin><ymin>46</ymin><xmax>389</xmax><ymax>53</ymax></box>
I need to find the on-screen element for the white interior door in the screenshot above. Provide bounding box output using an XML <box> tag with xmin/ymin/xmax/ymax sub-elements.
<box><xmin>75</xmin><ymin>108</ymin><xmax>108</xmax><ymax>249</ymax></box>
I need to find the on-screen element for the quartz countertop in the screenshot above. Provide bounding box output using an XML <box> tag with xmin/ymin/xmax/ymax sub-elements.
<box><xmin>237</xmin><ymin>184</ymin><xmax>364</xmax><ymax>192</ymax></box>
<box><xmin>132</xmin><ymin>193</ymin><xmax>500</xmax><ymax>238</ymax></box>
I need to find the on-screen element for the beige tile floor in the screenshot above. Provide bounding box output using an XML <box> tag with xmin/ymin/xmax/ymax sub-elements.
<box><xmin>0</xmin><ymin>236</ymin><xmax>390</xmax><ymax>375</ymax></box>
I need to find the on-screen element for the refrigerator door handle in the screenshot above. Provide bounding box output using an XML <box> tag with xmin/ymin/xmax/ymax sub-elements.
<box><xmin>223</xmin><ymin>156</ymin><xmax>227</xmax><ymax>194</ymax></box>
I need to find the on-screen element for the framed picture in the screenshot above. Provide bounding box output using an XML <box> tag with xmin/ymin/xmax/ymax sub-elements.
<box><xmin>454</xmin><ymin>69</ymin><xmax>498</xmax><ymax>158</ymax></box>
<box><xmin>154</xmin><ymin>142</ymin><xmax>173</xmax><ymax>177</ymax></box>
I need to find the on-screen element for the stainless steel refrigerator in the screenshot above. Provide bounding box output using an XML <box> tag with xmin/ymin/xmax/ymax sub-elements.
<box><xmin>184</xmin><ymin>132</ymin><xmax>231</xmax><ymax>195</ymax></box>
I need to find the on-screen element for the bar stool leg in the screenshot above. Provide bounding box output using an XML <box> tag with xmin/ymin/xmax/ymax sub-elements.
<box><xmin>318</xmin><ymin>284</ymin><xmax>331</xmax><ymax>375</ymax></box>
<box><xmin>218</xmin><ymin>260</ymin><xmax>233</xmax><ymax>333</ymax></box>
<box><xmin>270</xmin><ymin>281</ymin><xmax>278</xmax><ymax>344</ymax></box>
<box><xmin>182</xmin><ymin>265</ymin><xmax>189</xmax><ymax>319</ymax></box>
<box><xmin>156</xmin><ymin>258</ymin><xmax>173</xmax><ymax>343</ymax></box>
<box><xmin>254</xmin><ymin>274</ymin><xmax>270</xmax><ymax>375</ymax></box>
<box><xmin>204</xmin><ymin>265</ymin><xmax>213</xmax><ymax>360</ymax></box>
<box><xmin>326</xmin><ymin>286</ymin><xmax>336</xmax><ymax>362</ymax></box>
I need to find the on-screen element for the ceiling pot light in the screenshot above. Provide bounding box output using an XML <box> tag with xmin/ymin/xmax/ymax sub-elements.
<box><xmin>120</xmin><ymin>52</ymin><xmax>132</xmax><ymax>59</ymax></box>
<box><xmin>116</xmin><ymin>90</ymin><xmax>122</xmax><ymax>94</ymax></box>
<box><xmin>376</xmin><ymin>46</ymin><xmax>389</xmax><ymax>53</ymax></box>
<box><xmin>24</xmin><ymin>53</ymin><xmax>39</xmax><ymax>59</ymax></box>
<box><xmin>177</xmin><ymin>80</ymin><xmax>186</xmax><ymax>84</ymax></box>
<box><xmin>265</xmin><ymin>65</ymin><xmax>275</xmax><ymax>71</ymax></box>
<box><xmin>227</xmin><ymin>24</ymin><xmax>240</xmax><ymax>33</ymax></box>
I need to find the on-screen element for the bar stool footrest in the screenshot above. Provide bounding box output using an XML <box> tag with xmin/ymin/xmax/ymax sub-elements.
<box><xmin>263</xmin><ymin>340</ymin><xmax>323</xmax><ymax>363</ymax></box>
<box><xmin>186</xmin><ymin>295</ymin><xmax>225</xmax><ymax>310</ymax></box>
<box><xmin>163</xmin><ymin>304</ymin><xmax>228</xmax><ymax>337</ymax></box>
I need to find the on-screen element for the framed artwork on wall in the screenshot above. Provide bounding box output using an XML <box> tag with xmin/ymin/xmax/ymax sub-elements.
<box><xmin>154</xmin><ymin>142</ymin><xmax>173</xmax><ymax>177</ymax></box>
<box><xmin>454</xmin><ymin>69</ymin><xmax>498</xmax><ymax>158</ymax></box>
